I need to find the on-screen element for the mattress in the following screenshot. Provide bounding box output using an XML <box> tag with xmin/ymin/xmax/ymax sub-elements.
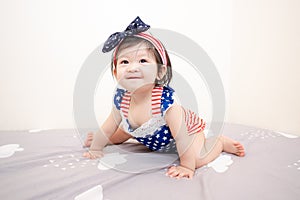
<box><xmin>0</xmin><ymin>123</ymin><xmax>299</xmax><ymax>200</ymax></box>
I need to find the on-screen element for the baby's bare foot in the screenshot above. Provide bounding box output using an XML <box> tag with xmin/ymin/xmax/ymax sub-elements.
<box><xmin>221</xmin><ymin>136</ymin><xmax>245</xmax><ymax>157</ymax></box>
<box><xmin>84</xmin><ymin>132</ymin><xmax>94</xmax><ymax>147</ymax></box>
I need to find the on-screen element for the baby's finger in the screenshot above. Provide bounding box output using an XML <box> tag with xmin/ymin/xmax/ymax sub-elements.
<box><xmin>167</xmin><ymin>166</ymin><xmax>176</xmax><ymax>172</ymax></box>
<box><xmin>167</xmin><ymin>169</ymin><xmax>180</xmax><ymax>178</ymax></box>
<box><xmin>90</xmin><ymin>151</ymin><xmax>104</xmax><ymax>159</ymax></box>
<box><xmin>186</xmin><ymin>171</ymin><xmax>194</xmax><ymax>179</ymax></box>
<box><xmin>176</xmin><ymin>172</ymin><xmax>188</xmax><ymax>179</ymax></box>
<box><xmin>82</xmin><ymin>152</ymin><xmax>90</xmax><ymax>158</ymax></box>
<box><xmin>166</xmin><ymin>166</ymin><xmax>177</xmax><ymax>176</ymax></box>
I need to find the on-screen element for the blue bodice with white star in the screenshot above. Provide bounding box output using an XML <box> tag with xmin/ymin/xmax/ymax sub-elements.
<box><xmin>113</xmin><ymin>86</ymin><xmax>177</xmax><ymax>152</ymax></box>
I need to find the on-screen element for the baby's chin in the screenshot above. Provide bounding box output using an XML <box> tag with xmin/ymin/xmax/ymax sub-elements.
<box><xmin>119</xmin><ymin>81</ymin><xmax>155</xmax><ymax>93</ymax></box>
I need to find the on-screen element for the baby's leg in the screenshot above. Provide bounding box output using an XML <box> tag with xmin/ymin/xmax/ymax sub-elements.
<box><xmin>196</xmin><ymin>135</ymin><xmax>245</xmax><ymax>168</ymax></box>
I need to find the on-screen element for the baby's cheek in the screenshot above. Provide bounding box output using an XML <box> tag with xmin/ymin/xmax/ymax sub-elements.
<box><xmin>114</xmin><ymin>70</ymin><xmax>125</xmax><ymax>81</ymax></box>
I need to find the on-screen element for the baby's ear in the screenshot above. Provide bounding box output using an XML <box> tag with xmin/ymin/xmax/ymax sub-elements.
<box><xmin>157</xmin><ymin>65</ymin><xmax>167</xmax><ymax>79</ymax></box>
<box><xmin>113</xmin><ymin>68</ymin><xmax>117</xmax><ymax>77</ymax></box>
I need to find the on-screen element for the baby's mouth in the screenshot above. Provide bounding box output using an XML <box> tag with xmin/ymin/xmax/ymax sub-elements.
<box><xmin>127</xmin><ymin>77</ymin><xmax>141</xmax><ymax>79</ymax></box>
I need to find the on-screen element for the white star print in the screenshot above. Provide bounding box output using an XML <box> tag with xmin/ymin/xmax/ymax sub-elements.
<box><xmin>164</xmin><ymin>130</ymin><xmax>168</xmax><ymax>134</ymax></box>
<box><xmin>163</xmin><ymin>136</ymin><xmax>167</xmax><ymax>141</ymax></box>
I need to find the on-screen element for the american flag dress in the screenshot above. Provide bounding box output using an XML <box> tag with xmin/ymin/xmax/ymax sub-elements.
<box><xmin>113</xmin><ymin>86</ymin><xmax>206</xmax><ymax>152</ymax></box>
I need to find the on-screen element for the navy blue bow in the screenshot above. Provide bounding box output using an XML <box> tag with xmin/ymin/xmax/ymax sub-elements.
<box><xmin>102</xmin><ymin>16</ymin><xmax>150</xmax><ymax>53</ymax></box>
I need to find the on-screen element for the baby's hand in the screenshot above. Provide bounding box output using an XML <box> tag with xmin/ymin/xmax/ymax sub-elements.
<box><xmin>83</xmin><ymin>150</ymin><xmax>104</xmax><ymax>159</ymax></box>
<box><xmin>166</xmin><ymin>165</ymin><xmax>195</xmax><ymax>179</ymax></box>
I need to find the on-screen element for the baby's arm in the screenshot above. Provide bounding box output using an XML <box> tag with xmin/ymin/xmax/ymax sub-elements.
<box><xmin>108</xmin><ymin>128</ymin><xmax>133</xmax><ymax>144</ymax></box>
<box><xmin>84</xmin><ymin>107</ymin><xmax>121</xmax><ymax>159</ymax></box>
<box><xmin>165</xmin><ymin>104</ymin><xmax>198</xmax><ymax>179</ymax></box>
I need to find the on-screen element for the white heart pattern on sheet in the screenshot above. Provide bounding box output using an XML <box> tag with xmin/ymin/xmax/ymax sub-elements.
<box><xmin>0</xmin><ymin>144</ymin><xmax>24</xmax><ymax>158</ymax></box>
<box><xmin>98</xmin><ymin>153</ymin><xmax>127</xmax><ymax>170</ymax></box>
<box><xmin>74</xmin><ymin>185</ymin><xmax>103</xmax><ymax>200</ymax></box>
<box><xmin>207</xmin><ymin>154</ymin><xmax>233</xmax><ymax>173</ymax></box>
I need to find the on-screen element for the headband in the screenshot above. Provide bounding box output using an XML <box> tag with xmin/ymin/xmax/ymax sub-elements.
<box><xmin>102</xmin><ymin>16</ymin><xmax>168</xmax><ymax>67</ymax></box>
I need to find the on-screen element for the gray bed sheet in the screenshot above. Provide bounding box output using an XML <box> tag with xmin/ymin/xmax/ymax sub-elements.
<box><xmin>0</xmin><ymin>123</ymin><xmax>299</xmax><ymax>200</ymax></box>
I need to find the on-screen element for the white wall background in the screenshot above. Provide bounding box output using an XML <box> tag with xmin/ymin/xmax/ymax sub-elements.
<box><xmin>228</xmin><ymin>0</ymin><xmax>300</xmax><ymax>135</ymax></box>
<box><xmin>0</xmin><ymin>0</ymin><xmax>231</xmax><ymax>130</ymax></box>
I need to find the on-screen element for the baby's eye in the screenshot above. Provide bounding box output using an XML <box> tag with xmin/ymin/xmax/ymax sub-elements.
<box><xmin>140</xmin><ymin>59</ymin><xmax>148</xmax><ymax>63</ymax></box>
<box><xmin>120</xmin><ymin>60</ymin><xmax>129</xmax><ymax>64</ymax></box>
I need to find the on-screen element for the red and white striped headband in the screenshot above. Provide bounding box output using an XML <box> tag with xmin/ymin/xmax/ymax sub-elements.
<box><xmin>113</xmin><ymin>32</ymin><xmax>168</xmax><ymax>67</ymax></box>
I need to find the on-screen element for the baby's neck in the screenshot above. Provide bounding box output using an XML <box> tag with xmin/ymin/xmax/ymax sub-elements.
<box><xmin>130</xmin><ymin>84</ymin><xmax>154</xmax><ymax>104</ymax></box>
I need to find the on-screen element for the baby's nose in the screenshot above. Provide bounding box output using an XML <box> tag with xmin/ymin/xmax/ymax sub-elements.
<box><xmin>127</xmin><ymin>63</ymin><xmax>139</xmax><ymax>72</ymax></box>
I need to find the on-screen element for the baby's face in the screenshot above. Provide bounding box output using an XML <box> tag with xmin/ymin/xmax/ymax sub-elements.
<box><xmin>114</xmin><ymin>43</ymin><xmax>158</xmax><ymax>92</ymax></box>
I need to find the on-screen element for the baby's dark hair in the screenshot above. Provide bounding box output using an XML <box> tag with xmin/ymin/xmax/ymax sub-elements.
<box><xmin>111</xmin><ymin>36</ymin><xmax>172</xmax><ymax>86</ymax></box>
